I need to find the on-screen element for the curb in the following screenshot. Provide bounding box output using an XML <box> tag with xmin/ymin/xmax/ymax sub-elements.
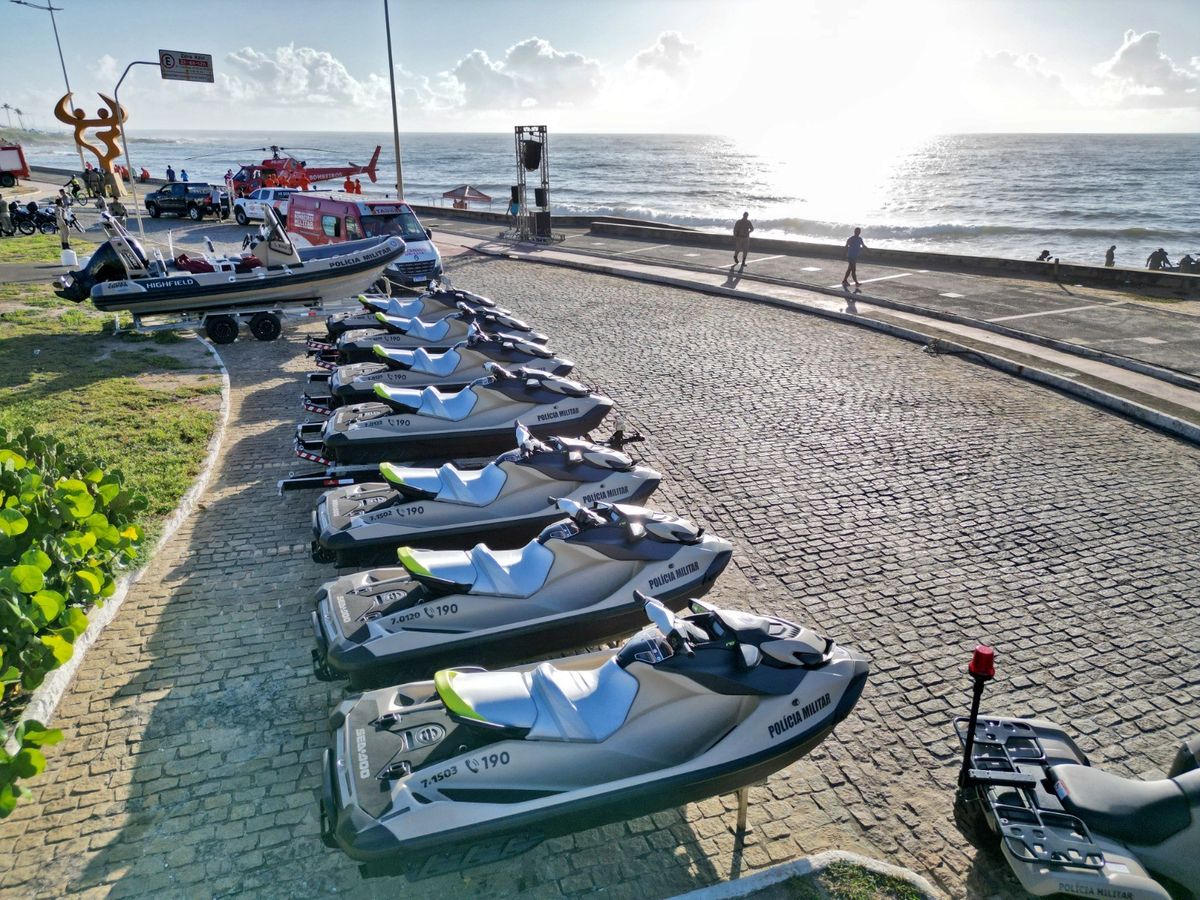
<box><xmin>11</xmin><ymin>337</ymin><xmax>230</xmax><ymax>737</ymax></box>
<box><xmin>669</xmin><ymin>850</ymin><xmax>945</xmax><ymax>900</ymax></box>
<box><xmin>470</xmin><ymin>245</ymin><xmax>1200</xmax><ymax>447</ymax></box>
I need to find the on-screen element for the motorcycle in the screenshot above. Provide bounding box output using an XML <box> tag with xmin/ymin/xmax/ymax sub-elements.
<box><xmin>953</xmin><ymin>646</ymin><xmax>1200</xmax><ymax>899</ymax></box>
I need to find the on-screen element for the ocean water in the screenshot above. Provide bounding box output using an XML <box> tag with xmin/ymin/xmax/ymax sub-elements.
<box><xmin>15</xmin><ymin>129</ymin><xmax>1199</xmax><ymax>265</ymax></box>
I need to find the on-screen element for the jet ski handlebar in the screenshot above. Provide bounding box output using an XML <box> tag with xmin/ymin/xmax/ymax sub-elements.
<box><xmin>636</xmin><ymin>591</ymin><xmax>704</xmax><ymax>657</ymax></box>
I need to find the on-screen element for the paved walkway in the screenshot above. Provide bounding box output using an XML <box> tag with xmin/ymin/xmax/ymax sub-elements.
<box><xmin>2</xmin><ymin>255</ymin><xmax>1199</xmax><ymax>899</ymax></box>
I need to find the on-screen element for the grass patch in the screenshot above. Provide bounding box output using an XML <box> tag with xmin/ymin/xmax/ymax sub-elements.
<box><xmin>0</xmin><ymin>232</ymin><xmax>98</xmax><ymax>265</ymax></box>
<box><xmin>751</xmin><ymin>862</ymin><xmax>926</xmax><ymax>900</ymax></box>
<box><xmin>0</xmin><ymin>283</ymin><xmax>219</xmax><ymax>549</ymax></box>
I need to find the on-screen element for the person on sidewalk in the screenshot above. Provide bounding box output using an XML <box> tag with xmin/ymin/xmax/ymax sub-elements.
<box><xmin>166</xmin><ymin>165</ymin><xmax>176</xmax><ymax>183</ymax></box>
<box><xmin>54</xmin><ymin>199</ymin><xmax>70</xmax><ymax>251</ymax></box>
<box><xmin>842</xmin><ymin>227</ymin><xmax>867</xmax><ymax>288</ymax></box>
<box><xmin>732</xmin><ymin>212</ymin><xmax>754</xmax><ymax>267</ymax></box>
<box><xmin>1105</xmin><ymin>245</ymin><xmax>1116</xmax><ymax>267</ymax></box>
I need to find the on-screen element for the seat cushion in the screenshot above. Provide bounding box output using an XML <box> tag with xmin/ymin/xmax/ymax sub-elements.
<box><xmin>1052</xmin><ymin>764</ymin><xmax>1192</xmax><ymax>845</ymax></box>
<box><xmin>419</xmin><ymin>386</ymin><xmax>477</xmax><ymax>421</ymax></box>
<box><xmin>436</xmin><ymin>462</ymin><xmax>507</xmax><ymax>506</ymax></box>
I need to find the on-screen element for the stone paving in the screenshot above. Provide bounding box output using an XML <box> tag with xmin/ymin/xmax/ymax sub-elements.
<box><xmin>3</xmin><ymin>255</ymin><xmax>1199</xmax><ymax>899</ymax></box>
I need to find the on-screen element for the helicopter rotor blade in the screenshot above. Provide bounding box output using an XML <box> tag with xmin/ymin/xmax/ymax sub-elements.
<box><xmin>184</xmin><ymin>147</ymin><xmax>269</xmax><ymax>161</ymax></box>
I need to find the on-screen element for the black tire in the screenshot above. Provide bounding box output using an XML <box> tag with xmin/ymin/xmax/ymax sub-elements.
<box><xmin>147</xmin><ymin>202</ymin><xmax>160</xmax><ymax>219</ymax></box>
<box><xmin>311</xmin><ymin>543</ymin><xmax>337</xmax><ymax>564</ymax></box>
<box><xmin>16</xmin><ymin>220</ymin><xmax>35</xmax><ymax>236</ymax></box>
<box><xmin>0</xmin><ymin>173</ymin><xmax>15</xmax><ymax>188</ymax></box>
<box><xmin>205</xmin><ymin>315</ymin><xmax>239</xmax><ymax>345</ymax></box>
<box><xmin>249</xmin><ymin>312</ymin><xmax>281</xmax><ymax>341</ymax></box>
<box><xmin>234</xmin><ymin>207</ymin><xmax>249</xmax><ymax>226</ymax></box>
<box><xmin>187</xmin><ymin>204</ymin><xmax>202</xmax><ymax>221</ymax></box>
<box><xmin>38</xmin><ymin>220</ymin><xmax>57</xmax><ymax>235</ymax></box>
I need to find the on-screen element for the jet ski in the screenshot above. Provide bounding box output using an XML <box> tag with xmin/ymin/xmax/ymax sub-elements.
<box><xmin>312</xmin><ymin>498</ymin><xmax>731</xmax><ymax>684</ymax></box>
<box><xmin>303</xmin><ymin>325</ymin><xmax>573</xmax><ymax>411</ymax></box>
<box><xmin>299</xmin><ymin>364</ymin><xmax>613</xmax><ymax>466</ymax></box>
<box><xmin>311</xmin><ymin>425</ymin><xmax>661</xmax><ymax>565</ymax></box>
<box><xmin>319</xmin><ymin>592</ymin><xmax>870</xmax><ymax>870</ymax></box>
<box><xmin>324</xmin><ymin>289</ymin><xmax>510</xmax><ymax>339</ymax></box>
<box><xmin>953</xmin><ymin>646</ymin><xmax>1200</xmax><ymax>900</ymax></box>
<box><xmin>310</xmin><ymin>307</ymin><xmax>547</xmax><ymax>365</ymax></box>
<box><xmin>55</xmin><ymin>208</ymin><xmax>404</xmax><ymax>314</ymax></box>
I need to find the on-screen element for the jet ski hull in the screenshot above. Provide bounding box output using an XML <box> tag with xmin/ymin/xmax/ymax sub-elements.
<box><xmin>317</xmin><ymin>399</ymin><xmax>613</xmax><ymax>465</ymax></box>
<box><xmin>312</xmin><ymin>471</ymin><xmax>659</xmax><ymax>566</ymax></box>
<box><xmin>312</xmin><ymin>536</ymin><xmax>732</xmax><ymax>683</ymax></box>
<box><xmin>319</xmin><ymin>652</ymin><xmax>869</xmax><ymax>869</ymax></box>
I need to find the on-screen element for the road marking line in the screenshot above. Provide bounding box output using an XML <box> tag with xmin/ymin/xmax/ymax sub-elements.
<box><xmin>826</xmin><ymin>273</ymin><xmax>912</xmax><ymax>289</ymax></box>
<box><xmin>1133</xmin><ymin>337</ymin><xmax>1167</xmax><ymax>345</ymax></box>
<box><xmin>616</xmin><ymin>243</ymin><xmax>672</xmax><ymax>256</ymax></box>
<box><xmin>940</xmin><ymin>292</ymin><xmax>965</xmax><ymax>299</ymax></box>
<box><xmin>743</xmin><ymin>254</ymin><xmax>784</xmax><ymax>265</ymax></box>
<box><xmin>801</xmin><ymin>266</ymin><xmax>822</xmax><ymax>272</ymax></box>
<box><xmin>987</xmin><ymin>301</ymin><xmax>1124</xmax><ymax>323</ymax></box>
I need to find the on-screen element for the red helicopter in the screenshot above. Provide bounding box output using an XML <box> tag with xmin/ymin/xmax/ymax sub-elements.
<box><xmin>190</xmin><ymin>145</ymin><xmax>381</xmax><ymax>196</ymax></box>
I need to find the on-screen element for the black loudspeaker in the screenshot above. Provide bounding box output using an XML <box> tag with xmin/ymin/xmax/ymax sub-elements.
<box><xmin>534</xmin><ymin>211</ymin><xmax>551</xmax><ymax>237</ymax></box>
<box><xmin>534</xmin><ymin>187</ymin><xmax>547</xmax><ymax>207</ymax></box>
<box><xmin>510</xmin><ymin>185</ymin><xmax>520</xmax><ymax>203</ymax></box>
<box><xmin>522</xmin><ymin>139</ymin><xmax>543</xmax><ymax>170</ymax></box>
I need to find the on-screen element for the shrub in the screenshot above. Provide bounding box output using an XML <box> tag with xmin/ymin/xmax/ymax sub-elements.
<box><xmin>0</xmin><ymin>426</ymin><xmax>146</xmax><ymax>816</ymax></box>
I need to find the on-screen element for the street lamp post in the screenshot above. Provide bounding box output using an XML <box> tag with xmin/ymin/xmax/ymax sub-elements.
<box><xmin>383</xmin><ymin>0</ymin><xmax>404</xmax><ymax>200</ymax></box>
<box><xmin>112</xmin><ymin>60</ymin><xmax>157</xmax><ymax>241</ymax></box>
<box><xmin>11</xmin><ymin>0</ymin><xmax>86</xmax><ymax>171</ymax></box>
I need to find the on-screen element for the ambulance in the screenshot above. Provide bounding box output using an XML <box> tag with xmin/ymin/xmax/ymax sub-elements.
<box><xmin>287</xmin><ymin>192</ymin><xmax>443</xmax><ymax>288</ymax></box>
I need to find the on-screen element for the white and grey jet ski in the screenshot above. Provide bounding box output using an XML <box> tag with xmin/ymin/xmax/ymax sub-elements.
<box><xmin>319</xmin><ymin>592</ymin><xmax>870</xmax><ymax>871</ymax></box>
<box><xmin>304</xmin><ymin>325</ymin><xmax>573</xmax><ymax>410</ymax></box>
<box><xmin>311</xmin><ymin>425</ymin><xmax>660</xmax><ymax>565</ymax></box>
<box><xmin>324</xmin><ymin>288</ymin><xmax>511</xmax><ymax>338</ymax></box>
<box><xmin>315</xmin><ymin>307</ymin><xmax>547</xmax><ymax>365</ymax></box>
<box><xmin>311</xmin><ymin>497</ymin><xmax>728</xmax><ymax>684</ymax></box>
<box><xmin>302</xmin><ymin>363</ymin><xmax>613</xmax><ymax>465</ymax></box>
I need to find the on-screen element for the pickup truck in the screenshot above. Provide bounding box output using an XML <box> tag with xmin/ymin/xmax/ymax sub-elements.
<box><xmin>233</xmin><ymin>188</ymin><xmax>296</xmax><ymax>225</ymax></box>
<box><xmin>144</xmin><ymin>182</ymin><xmax>231</xmax><ymax>221</ymax></box>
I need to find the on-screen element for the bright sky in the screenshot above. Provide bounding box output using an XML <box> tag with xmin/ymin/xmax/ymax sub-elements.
<box><xmin>2</xmin><ymin>0</ymin><xmax>1199</xmax><ymax>137</ymax></box>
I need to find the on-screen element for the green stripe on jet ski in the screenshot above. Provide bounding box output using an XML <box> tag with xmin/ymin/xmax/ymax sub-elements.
<box><xmin>372</xmin><ymin>345</ymin><xmax>389</xmax><ymax>361</ymax></box>
<box><xmin>372</xmin><ymin>382</ymin><xmax>390</xmax><ymax>401</ymax></box>
<box><xmin>434</xmin><ymin>670</ymin><xmax>483</xmax><ymax>721</ymax></box>
<box><xmin>396</xmin><ymin>546</ymin><xmax>430</xmax><ymax>576</ymax></box>
<box><xmin>374</xmin><ymin>311</ymin><xmax>388</xmax><ymax>324</ymax></box>
<box><xmin>378</xmin><ymin>462</ymin><xmax>406</xmax><ymax>486</ymax></box>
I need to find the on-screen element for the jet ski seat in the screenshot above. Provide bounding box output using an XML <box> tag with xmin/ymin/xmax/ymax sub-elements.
<box><xmin>372</xmin><ymin>384</ymin><xmax>478</xmax><ymax>420</ymax></box>
<box><xmin>375</xmin><ymin>313</ymin><xmax>452</xmax><ymax>342</ymax></box>
<box><xmin>1051</xmin><ymin>764</ymin><xmax>1200</xmax><ymax>845</ymax></box>
<box><xmin>436</xmin><ymin>462</ymin><xmax>507</xmax><ymax>505</ymax></box>
<box><xmin>374</xmin><ymin>345</ymin><xmax>462</xmax><ymax>376</ymax></box>
<box><xmin>435</xmin><ymin>659</ymin><xmax>638</xmax><ymax>742</ymax></box>
<box><xmin>398</xmin><ymin>541</ymin><xmax>554</xmax><ymax>596</ymax></box>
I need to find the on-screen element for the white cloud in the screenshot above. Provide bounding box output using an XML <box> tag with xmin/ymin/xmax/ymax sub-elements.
<box><xmin>449</xmin><ymin>38</ymin><xmax>604</xmax><ymax>109</ymax></box>
<box><xmin>975</xmin><ymin>50</ymin><xmax>1070</xmax><ymax>99</ymax></box>
<box><xmin>221</xmin><ymin>44</ymin><xmax>390</xmax><ymax>108</ymax></box>
<box><xmin>633</xmin><ymin>31</ymin><xmax>700</xmax><ymax>80</ymax></box>
<box><xmin>1093</xmin><ymin>30</ymin><xmax>1200</xmax><ymax>107</ymax></box>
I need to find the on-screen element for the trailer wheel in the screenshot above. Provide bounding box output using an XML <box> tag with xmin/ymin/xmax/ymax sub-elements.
<box><xmin>0</xmin><ymin>173</ymin><xmax>15</xmax><ymax>188</ymax></box>
<box><xmin>205</xmin><ymin>315</ymin><xmax>239</xmax><ymax>345</ymax></box>
<box><xmin>249</xmin><ymin>312</ymin><xmax>282</xmax><ymax>341</ymax></box>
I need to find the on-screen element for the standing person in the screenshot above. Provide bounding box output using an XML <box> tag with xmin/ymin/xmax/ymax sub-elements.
<box><xmin>54</xmin><ymin>198</ymin><xmax>70</xmax><ymax>251</ymax></box>
<box><xmin>1105</xmin><ymin>245</ymin><xmax>1116</xmax><ymax>267</ymax></box>
<box><xmin>180</xmin><ymin>168</ymin><xmax>189</xmax><ymax>183</ymax></box>
<box><xmin>0</xmin><ymin>194</ymin><xmax>11</xmax><ymax>235</ymax></box>
<box><xmin>1146</xmin><ymin>248</ymin><xmax>1170</xmax><ymax>270</ymax></box>
<box><xmin>353</xmin><ymin>178</ymin><xmax>362</xmax><ymax>195</ymax></box>
<box><xmin>842</xmin><ymin>227</ymin><xmax>867</xmax><ymax>288</ymax></box>
<box><xmin>166</xmin><ymin>165</ymin><xmax>176</xmax><ymax>183</ymax></box>
<box><xmin>343</xmin><ymin>175</ymin><xmax>354</xmax><ymax>193</ymax></box>
<box><xmin>506</xmin><ymin>195</ymin><xmax>520</xmax><ymax>227</ymax></box>
<box><xmin>732</xmin><ymin>212</ymin><xmax>754</xmax><ymax>267</ymax></box>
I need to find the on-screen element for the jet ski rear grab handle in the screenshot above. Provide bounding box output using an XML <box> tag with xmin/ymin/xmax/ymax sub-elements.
<box><xmin>278</xmin><ymin>421</ymin><xmax>646</xmax><ymax>493</ymax></box>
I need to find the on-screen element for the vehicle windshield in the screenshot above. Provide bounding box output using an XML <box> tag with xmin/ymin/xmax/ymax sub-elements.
<box><xmin>360</xmin><ymin>211</ymin><xmax>427</xmax><ymax>241</ymax></box>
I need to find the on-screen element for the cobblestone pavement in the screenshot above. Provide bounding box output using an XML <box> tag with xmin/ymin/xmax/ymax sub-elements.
<box><xmin>3</xmin><ymin>255</ymin><xmax>1199</xmax><ymax>899</ymax></box>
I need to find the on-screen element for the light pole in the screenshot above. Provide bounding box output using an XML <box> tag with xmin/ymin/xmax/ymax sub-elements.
<box><xmin>383</xmin><ymin>0</ymin><xmax>404</xmax><ymax>200</ymax></box>
<box><xmin>113</xmin><ymin>60</ymin><xmax>156</xmax><ymax>241</ymax></box>
<box><xmin>11</xmin><ymin>0</ymin><xmax>86</xmax><ymax>170</ymax></box>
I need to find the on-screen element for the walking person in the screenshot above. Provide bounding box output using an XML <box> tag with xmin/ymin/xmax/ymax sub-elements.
<box><xmin>842</xmin><ymin>227</ymin><xmax>867</xmax><ymax>288</ymax></box>
<box><xmin>506</xmin><ymin>195</ymin><xmax>521</xmax><ymax>228</ymax></box>
<box><xmin>1105</xmin><ymin>245</ymin><xmax>1116</xmax><ymax>267</ymax></box>
<box><xmin>732</xmin><ymin>212</ymin><xmax>754</xmax><ymax>267</ymax></box>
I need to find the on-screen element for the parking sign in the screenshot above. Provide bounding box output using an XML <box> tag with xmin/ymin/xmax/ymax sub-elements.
<box><xmin>159</xmin><ymin>50</ymin><xmax>214</xmax><ymax>83</ymax></box>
